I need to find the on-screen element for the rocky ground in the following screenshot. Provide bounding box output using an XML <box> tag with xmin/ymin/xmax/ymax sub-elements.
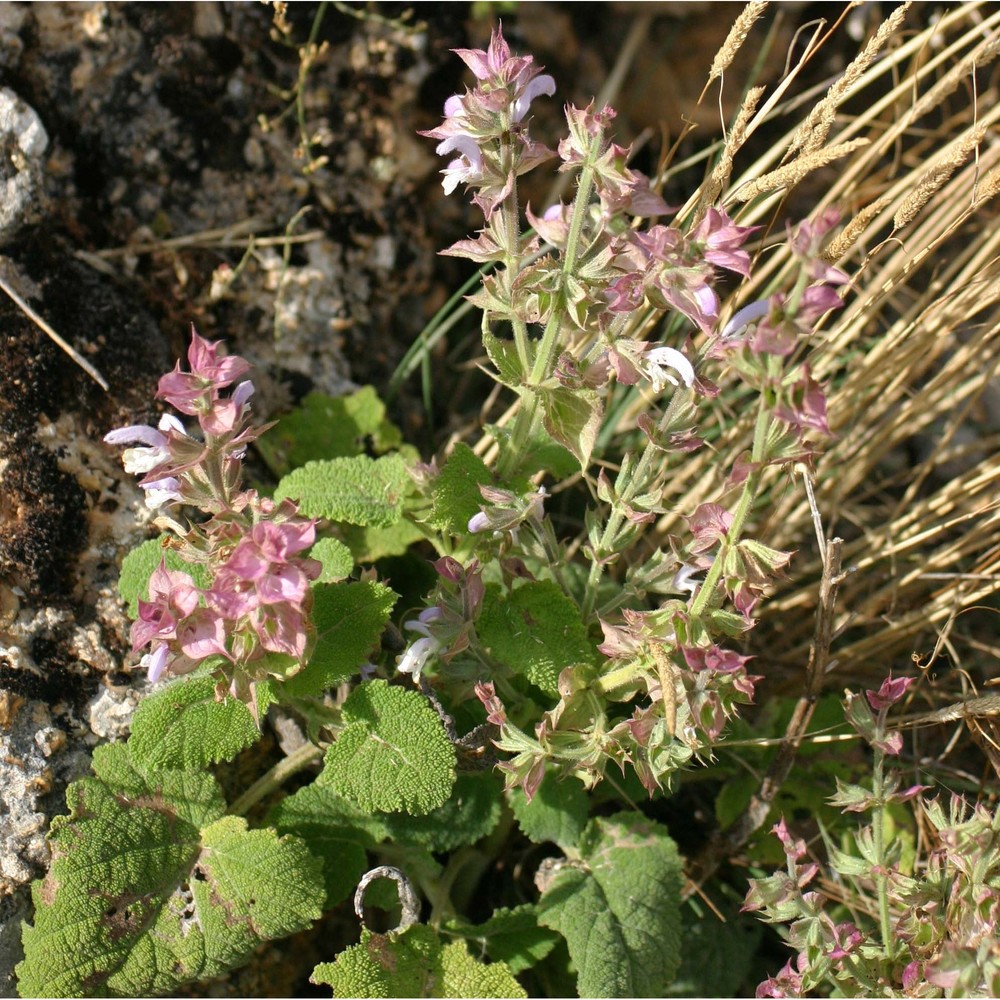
<box><xmin>0</xmin><ymin>3</ymin><xmax>809</xmax><ymax>994</ymax></box>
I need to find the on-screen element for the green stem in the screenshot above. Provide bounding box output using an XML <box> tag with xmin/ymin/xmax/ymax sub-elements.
<box><xmin>228</xmin><ymin>741</ymin><xmax>322</xmax><ymax>816</ymax></box>
<box><xmin>496</xmin><ymin>130</ymin><xmax>602</xmax><ymax>480</ymax></box>
<box><xmin>870</xmin><ymin>735</ymin><xmax>894</xmax><ymax>957</ymax></box>
<box><xmin>580</xmin><ymin>384</ymin><xmax>689</xmax><ymax>620</ymax></box>
<box><xmin>688</xmin><ymin>378</ymin><xmax>773</xmax><ymax>619</ymax></box>
<box><xmin>527</xmin><ymin>155</ymin><xmax>596</xmax><ymax>387</ymax></box>
<box><xmin>501</xmin><ymin>155</ymin><xmax>534</xmax><ymax>379</ymax></box>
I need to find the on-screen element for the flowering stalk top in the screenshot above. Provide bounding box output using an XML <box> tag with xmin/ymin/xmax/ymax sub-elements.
<box><xmin>105</xmin><ymin>329</ymin><xmax>319</xmax><ymax>719</ymax></box>
<box><xmin>421</xmin><ymin>25</ymin><xmax>555</xmax><ymax>217</ymax></box>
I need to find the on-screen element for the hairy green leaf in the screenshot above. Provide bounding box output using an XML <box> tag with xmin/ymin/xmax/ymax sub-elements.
<box><xmin>666</xmin><ymin>900</ymin><xmax>761</xmax><ymax>998</ymax></box>
<box><xmin>537</xmin><ymin>812</ymin><xmax>683</xmax><ymax>998</ymax></box>
<box><xmin>311</xmin><ymin>536</ymin><xmax>354</xmax><ymax>583</ymax></box>
<box><xmin>311</xmin><ymin>925</ymin><xmax>526</xmax><ymax>998</ymax></box>
<box><xmin>430</xmin><ymin>442</ymin><xmax>492</xmax><ymax>536</ymax></box>
<box><xmin>268</xmin><ymin>782</ymin><xmax>376</xmax><ymax>908</ymax></box>
<box><xmin>320</xmin><ymin>680</ymin><xmax>456</xmax><ymax>815</ymax></box>
<box><xmin>340</xmin><ymin>518</ymin><xmax>427</xmax><ymax>563</ymax></box>
<box><xmin>270</xmin><ymin>771</ymin><xmax>500</xmax><ymax>909</ymax></box>
<box><xmin>256</xmin><ymin>387</ymin><xmax>404</xmax><ymax>476</ymax></box>
<box><xmin>118</xmin><ymin>537</ymin><xmax>210</xmax><ymax>618</ymax></box>
<box><xmin>375</xmin><ymin>772</ymin><xmax>502</xmax><ymax>851</ymax></box>
<box><xmin>509</xmin><ymin>771</ymin><xmax>589</xmax><ymax>849</ymax></box>
<box><xmin>283</xmin><ymin>581</ymin><xmax>397</xmax><ymax>698</ymax></box>
<box><xmin>446</xmin><ymin>905</ymin><xmax>560</xmax><ymax>975</ymax></box>
<box><xmin>128</xmin><ymin>675</ymin><xmax>261</xmax><ymax>770</ymax></box>
<box><xmin>478</xmin><ymin>581</ymin><xmax>594</xmax><ymax>696</ymax></box>
<box><xmin>275</xmin><ymin>454</ymin><xmax>410</xmax><ymax>527</ymax></box>
<box><xmin>16</xmin><ymin>744</ymin><xmax>323</xmax><ymax>998</ymax></box>
<box><xmin>482</xmin><ymin>327</ymin><xmax>525</xmax><ymax>390</ymax></box>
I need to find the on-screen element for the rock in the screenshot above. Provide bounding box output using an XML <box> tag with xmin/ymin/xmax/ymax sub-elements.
<box><xmin>0</xmin><ymin>89</ymin><xmax>48</xmax><ymax>244</ymax></box>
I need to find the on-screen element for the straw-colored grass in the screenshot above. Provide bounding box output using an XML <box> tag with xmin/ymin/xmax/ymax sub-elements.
<box><xmin>637</xmin><ymin>4</ymin><xmax>1000</xmax><ymax>711</ymax></box>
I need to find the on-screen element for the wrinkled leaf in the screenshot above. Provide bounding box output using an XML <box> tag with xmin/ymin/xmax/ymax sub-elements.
<box><xmin>320</xmin><ymin>681</ymin><xmax>456</xmax><ymax>815</ymax></box>
<box><xmin>311</xmin><ymin>925</ymin><xmax>526</xmax><ymax>998</ymax></box>
<box><xmin>430</xmin><ymin>442</ymin><xmax>492</xmax><ymax>536</ymax></box>
<box><xmin>445</xmin><ymin>905</ymin><xmax>560</xmax><ymax>975</ymax></box>
<box><xmin>128</xmin><ymin>675</ymin><xmax>261</xmax><ymax>770</ymax></box>
<box><xmin>538</xmin><ymin>812</ymin><xmax>683</xmax><ymax>998</ymax></box>
<box><xmin>283</xmin><ymin>581</ymin><xmax>397</xmax><ymax>698</ymax></box>
<box><xmin>275</xmin><ymin>454</ymin><xmax>411</xmax><ymax>528</ymax></box>
<box><xmin>478</xmin><ymin>581</ymin><xmax>594</xmax><ymax>696</ymax></box>
<box><xmin>540</xmin><ymin>386</ymin><xmax>602</xmax><ymax>469</ymax></box>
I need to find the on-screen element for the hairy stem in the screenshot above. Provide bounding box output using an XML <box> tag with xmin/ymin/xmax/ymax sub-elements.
<box><xmin>870</xmin><ymin>738</ymin><xmax>894</xmax><ymax>956</ymax></box>
<box><xmin>497</xmin><ymin>126</ymin><xmax>602</xmax><ymax>480</ymax></box>
<box><xmin>228</xmin><ymin>741</ymin><xmax>322</xmax><ymax>817</ymax></box>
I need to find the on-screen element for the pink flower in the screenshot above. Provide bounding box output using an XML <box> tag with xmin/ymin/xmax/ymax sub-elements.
<box><xmin>474</xmin><ymin>680</ymin><xmax>507</xmax><ymax>726</ymax></box>
<box><xmin>686</xmin><ymin>502</ymin><xmax>733</xmax><ymax>553</ymax></box>
<box><xmin>827</xmin><ymin>921</ymin><xmax>862</xmax><ymax>961</ymax></box>
<box><xmin>451</xmin><ymin>27</ymin><xmax>555</xmax><ymax>118</ymax></box>
<box><xmin>130</xmin><ymin>561</ymin><xmax>200</xmax><ymax>652</ymax></box>
<box><xmin>682</xmin><ymin>644</ymin><xmax>752</xmax><ymax>675</ymax></box>
<box><xmin>422</xmin><ymin>26</ymin><xmax>555</xmax><ymax>204</ymax></box>
<box><xmin>157</xmin><ymin>329</ymin><xmax>251</xmax><ymax>415</ymax></box>
<box><xmin>213</xmin><ymin>520</ymin><xmax>320</xmax><ymax>615</ymax></box>
<box><xmin>774</xmin><ymin>367</ymin><xmax>830</xmax><ymax>437</ymax></box>
<box><xmin>755</xmin><ymin>959</ymin><xmax>803</xmax><ymax>998</ymax></box>
<box><xmin>866</xmin><ymin>674</ymin><xmax>915</xmax><ymax>711</ymax></box>
<box><xmin>250</xmin><ymin>603</ymin><xmax>309</xmax><ymax>658</ymax></box>
<box><xmin>690</xmin><ymin>207</ymin><xmax>757</xmax><ymax>278</ymax></box>
<box><xmin>175</xmin><ymin>610</ymin><xmax>229</xmax><ymax>662</ymax></box>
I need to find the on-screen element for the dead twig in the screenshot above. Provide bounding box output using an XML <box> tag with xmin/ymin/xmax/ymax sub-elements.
<box><xmin>0</xmin><ymin>267</ymin><xmax>109</xmax><ymax>391</ymax></box>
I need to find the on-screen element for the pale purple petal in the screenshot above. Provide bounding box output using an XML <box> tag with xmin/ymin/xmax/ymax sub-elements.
<box><xmin>157</xmin><ymin>413</ymin><xmax>187</xmax><ymax>435</ymax></box>
<box><xmin>142</xmin><ymin>644</ymin><xmax>170</xmax><ymax>683</ymax></box>
<box><xmin>512</xmin><ymin>73</ymin><xmax>555</xmax><ymax>122</ymax></box>
<box><xmin>722</xmin><ymin>298</ymin><xmax>772</xmax><ymax>338</ymax></box>
<box><xmin>468</xmin><ymin>511</ymin><xmax>491</xmax><ymax>533</ymax></box>
<box><xmin>104</xmin><ymin>424</ymin><xmax>167</xmax><ymax>448</ymax></box>
<box><xmin>142</xmin><ymin>478</ymin><xmax>182</xmax><ymax>509</ymax></box>
<box><xmin>436</xmin><ymin>134</ymin><xmax>483</xmax><ymax>165</ymax></box>
<box><xmin>231</xmin><ymin>380</ymin><xmax>255</xmax><ymax>409</ymax></box>
<box><xmin>642</xmin><ymin>346</ymin><xmax>695</xmax><ymax>390</ymax></box>
<box><xmin>397</xmin><ymin>635</ymin><xmax>439</xmax><ymax>681</ymax></box>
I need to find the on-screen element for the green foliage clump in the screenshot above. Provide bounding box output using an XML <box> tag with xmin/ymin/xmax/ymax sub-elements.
<box><xmin>16</xmin><ymin>744</ymin><xmax>323</xmax><ymax>998</ymax></box>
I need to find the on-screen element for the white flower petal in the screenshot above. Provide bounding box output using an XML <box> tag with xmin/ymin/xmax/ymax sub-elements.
<box><xmin>397</xmin><ymin>636</ymin><xmax>440</xmax><ymax>682</ymax></box>
<box><xmin>643</xmin><ymin>346</ymin><xmax>695</xmax><ymax>389</ymax></box>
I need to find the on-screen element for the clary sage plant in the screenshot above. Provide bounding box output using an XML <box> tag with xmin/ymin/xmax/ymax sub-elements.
<box><xmin>14</xmin><ymin>26</ymin><xmax>904</xmax><ymax>1000</ymax></box>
